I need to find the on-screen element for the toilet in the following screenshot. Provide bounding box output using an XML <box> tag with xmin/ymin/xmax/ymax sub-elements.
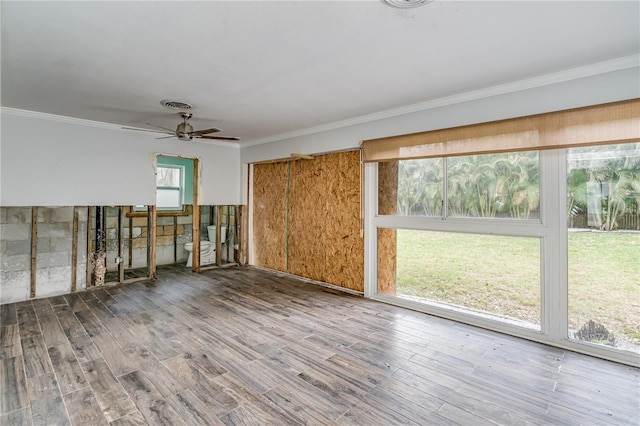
<box><xmin>184</xmin><ymin>225</ymin><xmax>226</xmax><ymax>267</ymax></box>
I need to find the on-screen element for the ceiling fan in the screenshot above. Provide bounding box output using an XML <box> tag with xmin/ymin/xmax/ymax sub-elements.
<box><xmin>123</xmin><ymin>112</ymin><xmax>240</xmax><ymax>141</ymax></box>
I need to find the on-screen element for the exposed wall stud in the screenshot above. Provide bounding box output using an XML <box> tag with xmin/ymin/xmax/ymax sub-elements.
<box><xmin>148</xmin><ymin>205</ymin><xmax>157</xmax><ymax>279</ymax></box>
<box><xmin>71</xmin><ymin>207</ymin><xmax>79</xmax><ymax>292</ymax></box>
<box><xmin>93</xmin><ymin>206</ymin><xmax>106</xmax><ymax>286</ymax></box>
<box><xmin>118</xmin><ymin>206</ymin><xmax>125</xmax><ymax>283</ymax></box>
<box><xmin>238</xmin><ymin>205</ymin><xmax>247</xmax><ymax>265</ymax></box>
<box><xmin>173</xmin><ymin>215</ymin><xmax>178</xmax><ymax>264</ymax></box>
<box><xmin>192</xmin><ymin>158</ymin><xmax>200</xmax><ymax>272</ymax></box>
<box><xmin>30</xmin><ymin>207</ymin><xmax>38</xmax><ymax>298</ymax></box>
<box><xmin>215</xmin><ymin>205</ymin><xmax>222</xmax><ymax>266</ymax></box>
<box><xmin>128</xmin><ymin>210</ymin><xmax>133</xmax><ymax>268</ymax></box>
<box><xmin>86</xmin><ymin>207</ymin><xmax>93</xmax><ymax>287</ymax></box>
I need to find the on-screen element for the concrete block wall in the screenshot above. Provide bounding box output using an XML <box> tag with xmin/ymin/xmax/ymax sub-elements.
<box><xmin>1</xmin><ymin>207</ymin><xmax>33</xmax><ymax>303</ymax></box>
<box><xmin>102</xmin><ymin>206</ymin><xmax>194</xmax><ymax>271</ymax></box>
<box><xmin>0</xmin><ymin>206</ymin><xmax>88</xmax><ymax>304</ymax></box>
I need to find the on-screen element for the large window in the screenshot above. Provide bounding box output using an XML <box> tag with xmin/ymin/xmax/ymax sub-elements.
<box><xmin>567</xmin><ymin>143</ymin><xmax>639</xmax><ymax>353</ymax></box>
<box><xmin>365</xmin><ymin>100</ymin><xmax>640</xmax><ymax>365</ymax></box>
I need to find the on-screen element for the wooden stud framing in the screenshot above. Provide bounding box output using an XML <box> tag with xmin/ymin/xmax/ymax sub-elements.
<box><xmin>215</xmin><ymin>206</ymin><xmax>222</xmax><ymax>266</ymax></box>
<box><xmin>71</xmin><ymin>207</ymin><xmax>79</xmax><ymax>293</ymax></box>
<box><xmin>148</xmin><ymin>205</ymin><xmax>157</xmax><ymax>279</ymax></box>
<box><xmin>30</xmin><ymin>207</ymin><xmax>38</xmax><ymax>299</ymax></box>
<box><xmin>173</xmin><ymin>216</ymin><xmax>178</xmax><ymax>264</ymax></box>
<box><xmin>192</xmin><ymin>158</ymin><xmax>200</xmax><ymax>272</ymax></box>
<box><xmin>128</xmin><ymin>210</ymin><xmax>133</xmax><ymax>268</ymax></box>
<box><xmin>118</xmin><ymin>206</ymin><xmax>125</xmax><ymax>283</ymax></box>
<box><xmin>238</xmin><ymin>205</ymin><xmax>247</xmax><ymax>265</ymax></box>
<box><xmin>86</xmin><ymin>207</ymin><xmax>93</xmax><ymax>287</ymax></box>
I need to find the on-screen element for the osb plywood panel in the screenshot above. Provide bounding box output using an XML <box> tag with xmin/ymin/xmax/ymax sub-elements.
<box><xmin>288</xmin><ymin>157</ymin><xmax>327</xmax><ymax>282</ymax></box>
<box><xmin>378</xmin><ymin>161</ymin><xmax>398</xmax><ymax>216</ymax></box>
<box><xmin>377</xmin><ymin>161</ymin><xmax>398</xmax><ymax>294</ymax></box>
<box><xmin>252</xmin><ymin>162</ymin><xmax>288</xmax><ymax>272</ymax></box>
<box><xmin>324</xmin><ymin>151</ymin><xmax>364</xmax><ymax>292</ymax></box>
<box><xmin>252</xmin><ymin>151</ymin><xmax>364</xmax><ymax>291</ymax></box>
<box><xmin>377</xmin><ymin>228</ymin><xmax>397</xmax><ymax>295</ymax></box>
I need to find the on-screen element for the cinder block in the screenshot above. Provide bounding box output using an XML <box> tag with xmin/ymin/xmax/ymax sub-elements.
<box><xmin>37</xmin><ymin>237</ymin><xmax>50</xmax><ymax>253</ymax></box>
<box><xmin>50</xmin><ymin>237</ymin><xmax>72</xmax><ymax>253</ymax></box>
<box><xmin>157</xmin><ymin>235</ymin><xmax>173</xmax><ymax>246</ymax></box>
<box><xmin>1</xmin><ymin>224</ymin><xmax>31</xmax><ymax>240</ymax></box>
<box><xmin>156</xmin><ymin>246</ymin><xmax>174</xmax><ymax>265</ymax></box>
<box><xmin>48</xmin><ymin>266</ymin><xmax>72</xmax><ymax>283</ymax></box>
<box><xmin>176</xmin><ymin>216</ymin><xmax>192</xmax><ymax>225</ymax></box>
<box><xmin>38</xmin><ymin>223</ymin><xmax>72</xmax><ymax>238</ymax></box>
<box><xmin>36</xmin><ymin>267</ymin><xmax>49</xmax><ymax>284</ymax></box>
<box><xmin>5</xmin><ymin>240</ymin><xmax>31</xmax><ymax>256</ymax></box>
<box><xmin>37</xmin><ymin>251</ymin><xmax>71</xmax><ymax>268</ymax></box>
<box><xmin>132</xmin><ymin>238</ymin><xmax>147</xmax><ymax>248</ymax></box>
<box><xmin>157</xmin><ymin>217</ymin><xmax>174</xmax><ymax>226</ymax></box>
<box><xmin>37</xmin><ymin>207</ymin><xmax>53</xmax><ymax>223</ymax></box>
<box><xmin>37</xmin><ymin>275</ymin><xmax>71</xmax><ymax>298</ymax></box>
<box><xmin>1</xmin><ymin>254</ymin><xmax>31</xmax><ymax>272</ymax></box>
<box><xmin>132</xmin><ymin>227</ymin><xmax>142</xmax><ymax>238</ymax></box>
<box><xmin>132</xmin><ymin>247</ymin><xmax>146</xmax><ymax>260</ymax></box>
<box><xmin>0</xmin><ymin>270</ymin><xmax>30</xmax><ymax>304</ymax></box>
<box><xmin>51</xmin><ymin>207</ymin><xmax>73</xmax><ymax>223</ymax></box>
<box><xmin>132</xmin><ymin>217</ymin><xmax>147</xmax><ymax>227</ymax></box>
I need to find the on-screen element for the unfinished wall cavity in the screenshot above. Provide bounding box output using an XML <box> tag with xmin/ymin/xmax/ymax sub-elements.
<box><xmin>1</xmin><ymin>206</ymin><xmax>87</xmax><ymax>304</ymax></box>
<box><xmin>252</xmin><ymin>150</ymin><xmax>364</xmax><ymax>291</ymax></box>
<box><xmin>377</xmin><ymin>161</ymin><xmax>398</xmax><ymax>295</ymax></box>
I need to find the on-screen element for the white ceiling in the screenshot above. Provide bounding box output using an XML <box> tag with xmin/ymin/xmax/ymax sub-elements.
<box><xmin>2</xmin><ymin>1</ymin><xmax>639</xmax><ymax>146</ymax></box>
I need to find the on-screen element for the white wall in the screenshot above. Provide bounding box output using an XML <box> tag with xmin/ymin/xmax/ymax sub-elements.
<box><xmin>240</xmin><ymin>67</ymin><xmax>640</xmax><ymax>164</ymax></box>
<box><xmin>1</xmin><ymin>110</ymin><xmax>242</xmax><ymax>206</ymax></box>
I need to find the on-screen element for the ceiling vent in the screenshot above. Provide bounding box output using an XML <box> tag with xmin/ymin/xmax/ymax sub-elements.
<box><xmin>160</xmin><ymin>100</ymin><xmax>193</xmax><ymax>110</ymax></box>
<box><xmin>382</xmin><ymin>0</ymin><xmax>433</xmax><ymax>8</ymax></box>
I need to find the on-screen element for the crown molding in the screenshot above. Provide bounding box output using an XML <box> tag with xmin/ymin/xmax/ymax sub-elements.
<box><xmin>0</xmin><ymin>107</ymin><xmax>240</xmax><ymax>149</ymax></box>
<box><xmin>241</xmin><ymin>54</ymin><xmax>639</xmax><ymax>148</ymax></box>
<box><xmin>1</xmin><ymin>107</ymin><xmax>124</xmax><ymax>130</ymax></box>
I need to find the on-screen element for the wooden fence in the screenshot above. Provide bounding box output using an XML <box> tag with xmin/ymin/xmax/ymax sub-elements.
<box><xmin>569</xmin><ymin>213</ymin><xmax>640</xmax><ymax>230</ymax></box>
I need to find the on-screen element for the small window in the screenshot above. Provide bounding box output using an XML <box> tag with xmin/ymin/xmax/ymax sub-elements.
<box><xmin>156</xmin><ymin>165</ymin><xmax>184</xmax><ymax>211</ymax></box>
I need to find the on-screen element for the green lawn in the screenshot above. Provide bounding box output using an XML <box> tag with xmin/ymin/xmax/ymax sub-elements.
<box><xmin>395</xmin><ymin>229</ymin><xmax>640</xmax><ymax>347</ymax></box>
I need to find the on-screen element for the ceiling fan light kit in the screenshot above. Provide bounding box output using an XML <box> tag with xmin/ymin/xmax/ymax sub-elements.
<box><xmin>122</xmin><ymin>111</ymin><xmax>239</xmax><ymax>142</ymax></box>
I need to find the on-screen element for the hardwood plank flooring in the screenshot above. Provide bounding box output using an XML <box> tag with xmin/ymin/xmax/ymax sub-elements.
<box><xmin>1</xmin><ymin>265</ymin><xmax>638</xmax><ymax>425</ymax></box>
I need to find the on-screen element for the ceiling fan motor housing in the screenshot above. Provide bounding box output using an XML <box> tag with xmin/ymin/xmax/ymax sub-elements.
<box><xmin>176</xmin><ymin>122</ymin><xmax>194</xmax><ymax>140</ymax></box>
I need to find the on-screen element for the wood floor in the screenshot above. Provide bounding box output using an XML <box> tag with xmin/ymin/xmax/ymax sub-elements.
<box><xmin>1</xmin><ymin>266</ymin><xmax>638</xmax><ymax>425</ymax></box>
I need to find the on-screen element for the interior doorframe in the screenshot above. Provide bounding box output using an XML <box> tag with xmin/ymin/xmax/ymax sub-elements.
<box><xmin>151</xmin><ymin>153</ymin><xmax>201</xmax><ymax>274</ymax></box>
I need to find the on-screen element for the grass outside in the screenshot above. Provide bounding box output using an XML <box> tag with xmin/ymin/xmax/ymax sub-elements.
<box><xmin>395</xmin><ymin>230</ymin><xmax>640</xmax><ymax>347</ymax></box>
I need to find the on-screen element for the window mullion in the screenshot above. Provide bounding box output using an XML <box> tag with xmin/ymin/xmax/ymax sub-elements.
<box><xmin>442</xmin><ymin>157</ymin><xmax>448</xmax><ymax>219</ymax></box>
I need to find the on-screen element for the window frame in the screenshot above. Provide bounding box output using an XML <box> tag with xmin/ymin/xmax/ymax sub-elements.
<box><xmin>364</xmin><ymin>147</ymin><xmax>639</xmax><ymax>367</ymax></box>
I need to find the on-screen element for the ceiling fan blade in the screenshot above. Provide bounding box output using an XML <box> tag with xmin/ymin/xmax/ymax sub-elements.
<box><xmin>198</xmin><ymin>135</ymin><xmax>241</xmax><ymax>141</ymax></box>
<box><xmin>146</xmin><ymin>123</ymin><xmax>176</xmax><ymax>133</ymax></box>
<box><xmin>191</xmin><ymin>127</ymin><xmax>222</xmax><ymax>136</ymax></box>
<box><xmin>155</xmin><ymin>136</ymin><xmax>176</xmax><ymax>140</ymax></box>
<box><xmin>122</xmin><ymin>126</ymin><xmax>174</xmax><ymax>135</ymax></box>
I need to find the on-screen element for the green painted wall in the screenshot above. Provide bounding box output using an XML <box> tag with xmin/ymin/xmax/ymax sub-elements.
<box><xmin>157</xmin><ymin>156</ymin><xmax>194</xmax><ymax>204</ymax></box>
